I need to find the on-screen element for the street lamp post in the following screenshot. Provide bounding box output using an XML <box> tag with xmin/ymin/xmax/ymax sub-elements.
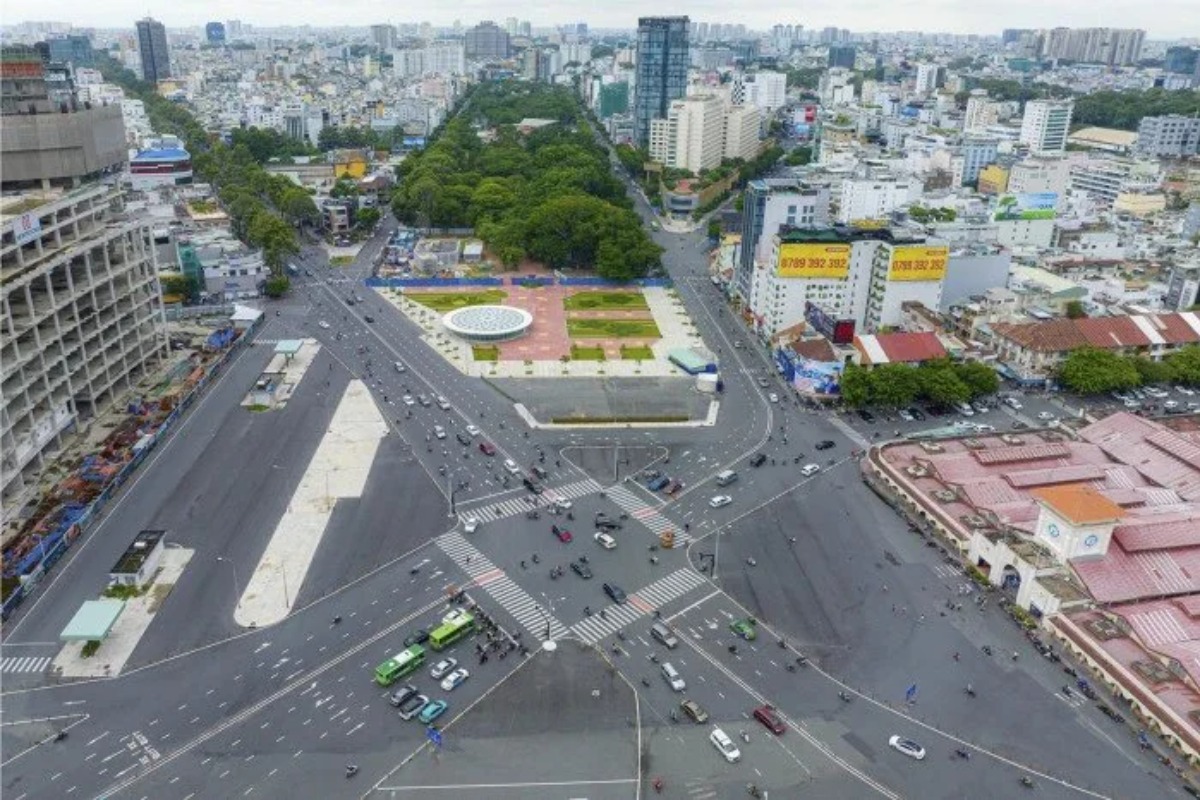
<box><xmin>217</xmin><ymin>556</ymin><xmax>242</xmax><ymax>611</ymax></box>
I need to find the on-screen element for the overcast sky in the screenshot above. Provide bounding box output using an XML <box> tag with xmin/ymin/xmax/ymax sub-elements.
<box><xmin>12</xmin><ymin>1</ymin><xmax>1196</xmax><ymax>40</ymax></box>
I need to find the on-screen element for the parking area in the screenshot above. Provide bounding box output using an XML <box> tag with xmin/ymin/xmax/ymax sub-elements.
<box><xmin>834</xmin><ymin>390</ymin><xmax>1070</xmax><ymax>442</ymax></box>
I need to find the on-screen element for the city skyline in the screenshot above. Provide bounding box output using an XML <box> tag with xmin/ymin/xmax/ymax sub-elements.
<box><xmin>7</xmin><ymin>1</ymin><xmax>1197</xmax><ymax>40</ymax></box>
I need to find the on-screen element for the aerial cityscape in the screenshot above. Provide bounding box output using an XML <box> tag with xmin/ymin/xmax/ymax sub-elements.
<box><xmin>2</xmin><ymin>9</ymin><xmax>1200</xmax><ymax>800</ymax></box>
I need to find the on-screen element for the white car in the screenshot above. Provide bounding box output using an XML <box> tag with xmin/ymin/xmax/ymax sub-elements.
<box><xmin>553</xmin><ymin>498</ymin><xmax>572</xmax><ymax>511</ymax></box>
<box><xmin>888</xmin><ymin>735</ymin><xmax>926</xmax><ymax>760</ymax></box>
<box><xmin>394</xmin><ymin>361</ymin><xmax>406</xmax><ymax>373</ymax></box>
<box><xmin>318</xmin><ymin>320</ymin><xmax>331</xmax><ymax>330</ymax></box>
<box><xmin>1164</xmin><ymin>400</ymin><xmax>1179</xmax><ymax>410</ymax></box>
<box><xmin>430</xmin><ymin>658</ymin><xmax>458</xmax><ymax>680</ymax></box>
<box><xmin>955</xmin><ymin>403</ymin><xmax>975</xmax><ymax>417</ymax></box>
<box><xmin>1144</xmin><ymin>387</ymin><xmax>1169</xmax><ymax>399</ymax></box>
<box><xmin>403</xmin><ymin>395</ymin><xmax>415</xmax><ymax>406</ymax></box>
<box><xmin>463</xmin><ymin>516</ymin><xmax>479</xmax><ymax>534</ymax></box>
<box><xmin>440</xmin><ymin>667</ymin><xmax>470</xmax><ymax>692</ymax></box>
<box><xmin>594</xmin><ymin>531</ymin><xmax>617</xmax><ymax>550</ymax></box>
<box><xmin>801</xmin><ymin>463</ymin><xmax>820</xmax><ymax>477</ymax></box>
<box><xmin>504</xmin><ymin>459</ymin><xmax>522</xmax><ymax>476</ymax></box>
<box><xmin>436</xmin><ymin>396</ymin><xmax>451</xmax><ymax>410</ymax></box>
<box><xmin>898</xmin><ymin>409</ymin><xmax>914</xmax><ymax>422</ymax></box>
<box><xmin>709</xmin><ymin>495</ymin><xmax>732</xmax><ymax>508</ymax></box>
<box><xmin>1003</xmin><ymin>397</ymin><xmax>1023</xmax><ymax>410</ymax></box>
<box><xmin>972</xmin><ymin>423</ymin><xmax>996</xmax><ymax>433</ymax></box>
<box><xmin>1124</xmin><ymin>399</ymin><xmax>1141</xmax><ymax>408</ymax></box>
<box><xmin>433</xmin><ymin>425</ymin><xmax>446</xmax><ymax>439</ymax></box>
<box><xmin>1036</xmin><ymin>411</ymin><xmax>1056</xmax><ymax>421</ymax></box>
<box><xmin>1176</xmin><ymin>386</ymin><xmax>1196</xmax><ymax>396</ymax></box>
<box><xmin>710</xmin><ymin>727</ymin><xmax>742</xmax><ymax>763</ymax></box>
<box><xmin>465</xmin><ymin>424</ymin><xmax>481</xmax><ymax>437</ymax></box>
<box><xmin>768</xmin><ymin>393</ymin><xmax>779</xmax><ymax>403</ymax></box>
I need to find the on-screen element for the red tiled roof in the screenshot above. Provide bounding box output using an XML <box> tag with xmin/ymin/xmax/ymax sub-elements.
<box><xmin>991</xmin><ymin>319</ymin><xmax>1089</xmax><ymax>353</ymax></box>
<box><xmin>1074</xmin><ymin>316</ymin><xmax>1151</xmax><ymax>349</ymax></box>
<box><xmin>791</xmin><ymin>337</ymin><xmax>837</xmax><ymax>361</ymax></box>
<box><xmin>991</xmin><ymin>313</ymin><xmax>1200</xmax><ymax>354</ymax></box>
<box><xmin>875</xmin><ymin>331</ymin><xmax>947</xmax><ymax>363</ymax></box>
<box><xmin>1115</xmin><ymin>514</ymin><xmax>1200</xmax><ymax>552</ymax></box>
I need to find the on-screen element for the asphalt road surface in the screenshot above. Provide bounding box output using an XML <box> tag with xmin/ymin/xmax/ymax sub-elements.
<box><xmin>2</xmin><ymin>190</ymin><xmax>1193</xmax><ymax>800</ymax></box>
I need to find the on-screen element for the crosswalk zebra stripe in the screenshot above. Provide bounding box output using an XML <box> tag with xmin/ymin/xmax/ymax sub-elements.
<box><xmin>459</xmin><ymin>478</ymin><xmax>603</xmax><ymax>525</ymax></box>
<box><xmin>570</xmin><ymin>568</ymin><xmax>708</xmax><ymax>645</ymax></box>
<box><xmin>1</xmin><ymin>656</ymin><xmax>52</xmax><ymax>673</ymax></box>
<box><xmin>435</xmin><ymin>532</ymin><xmax>568</xmax><ymax>640</ymax></box>
<box><xmin>604</xmin><ymin>485</ymin><xmax>691</xmax><ymax>543</ymax></box>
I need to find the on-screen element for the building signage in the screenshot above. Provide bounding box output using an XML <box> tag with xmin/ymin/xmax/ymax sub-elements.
<box><xmin>888</xmin><ymin>245</ymin><xmax>949</xmax><ymax>282</ymax></box>
<box><xmin>804</xmin><ymin>301</ymin><xmax>856</xmax><ymax>344</ymax></box>
<box><xmin>9</xmin><ymin>212</ymin><xmax>42</xmax><ymax>247</ymax></box>
<box><xmin>993</xmin><ymin>192</ymin><xmax>1057</xmax><ymax>221</ymax></box>
<box><xmin>777</xmin><ymin>243</ymin><xmax>851</xmax><ymax>279</ymax></box>
<box><xmin>791</xmin><ymin>357</ymin><xmax>843</xmax><ymax>396</ymax></box>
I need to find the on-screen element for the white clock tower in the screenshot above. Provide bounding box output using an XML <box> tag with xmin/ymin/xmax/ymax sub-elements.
<box><xmin>1031</xmin><ymin>484</ymin><xmax>1124</xmax><ymax>562</ymax></box>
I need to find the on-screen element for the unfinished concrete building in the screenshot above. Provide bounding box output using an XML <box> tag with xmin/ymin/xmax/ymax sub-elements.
<box><xmin>1</xmin><ymin>183</ymin><xmax>168</xmax><ymax>517</ymax></box>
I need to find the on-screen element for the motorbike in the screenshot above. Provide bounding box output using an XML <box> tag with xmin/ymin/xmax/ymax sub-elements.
<box><xmin>345</xmin><ymin>765</ymin><xmax>359</xmax><ymax>778</ymax></box>
<box><xmin>1020</xmin><ymin>777</ymin><xmax>1034</xmax><ymax>789</ymax></box>
<box><xmin>740</xmin><ymin>730</ymin><xmax>750</xmax><ymax>743</ymax></box>
<box><xmin>964</xmin><ymin>685</ymin><xmax>976</xmax><ymax>697</ymax></box>
<box><xmin>838</xmin><ymin>691</ymin><xmax>852</xmax><ymax>703</ymax></box>
<box><xmin>955</xmin><ymin>748</ymin><xmax>970</xmax><ymax>760</ymax></box>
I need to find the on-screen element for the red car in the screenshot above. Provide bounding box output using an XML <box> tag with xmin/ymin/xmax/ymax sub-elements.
<box><xmin>552</xmin><ymin>524</ymin><xmax>573</xmax><ymax>543</ymax></box>
<box><xmin>753</xmin><ymin>705</ymin><xmax>786</xmax><ymax>735</ymax></box>
<box><xmin>478</xmin><ymin>441</ymin><xmax>496</xmax><ymax>456</ymax></box>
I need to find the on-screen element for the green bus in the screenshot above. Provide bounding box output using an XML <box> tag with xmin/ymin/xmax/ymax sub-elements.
<box><xmin>374</xmin><ymin>645</ymin><xmax>425</xmax><ymax>686</ymax></box>
<box><xmin>429</xmin><ymin>611</ymin><xmax>475</xmax><ymax>651</ymax></box>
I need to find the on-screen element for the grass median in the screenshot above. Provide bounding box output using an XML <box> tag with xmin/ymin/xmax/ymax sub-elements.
<box><xmin>563</xmin><ymin>291</ymin><xmax>649</xmax><ymax>311</ymax></box>
<box><xmin>566</xmin><ymin>318</ymin><xmax>661</xmax><ymax>339</ymax></box>
<box><xmin>407</xmin><ymin>289</ymin><xmax>508</xmax><ymax>312</ymax></box>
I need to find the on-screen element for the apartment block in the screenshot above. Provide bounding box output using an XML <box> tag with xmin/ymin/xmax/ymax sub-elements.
<box><xmin>1019</xmin><ymin>99</ymin><xmax>1073</xmax><ymax>154</ymax></box>
<box><xmin>724</xmin><ymin>105</ymin><xmax>762</xmax><ymax>162</ymax></box>
<box><xmin>1</xmin><ymin>184</ymin><xmax>168</xmax><ymax>512</ymax></box>
<box><xmin>735</xmin><ymin>179</ymin><xmax>832</xmax><ymax>300</ymax></box>
<box><xmin>648</xmin><ymin>94</ymin><xmax>726</xmax><ymax>174</ymax></box>
<box><xmin>1135</xmin><ymin>115</ymin><xmax>1200</xmax><ymax>159</ymax></box>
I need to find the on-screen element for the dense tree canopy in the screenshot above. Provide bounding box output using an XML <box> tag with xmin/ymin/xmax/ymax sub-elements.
<box><xmin>230</xmin><ymin>127</ymin><xmax>317</xmax><ymax>163</ymax></box>
<box><xmin>1057</xmin><ymin>348</ymin><xmax>1140</xmax><ymax>394</ymax></box>
<box><xmin>1072</xmin><ymin>89</ymin><xmax>1200</xmax><ymax>131</ymax></box>
<box><xmin>391</xmin><ymin>83</ymin><xmax>660</xmax><ymax>279</ymax></box>
<box><xmin>839</xmin><ymin>359</ymin><xmax>998</xmax><ymax>408</ymax></box>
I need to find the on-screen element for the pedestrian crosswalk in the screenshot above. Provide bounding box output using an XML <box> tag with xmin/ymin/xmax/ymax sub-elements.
<box><xmin>1</xmin><ymin>655</ymin><xmax>52</xmax><ymax>674</ymax></box>
<box><xmin>605</xmin><ymin>484</ymin><xmax>691</xmax><ymax>544</ymax></box>
<box><xmin>571</xmin><ymin>568</ymin><xmax>708</xmax><ymax>645</ymax></box>
<box><xmin>459</xmin><ymin>478</ymin><xmax>603</xmax><ymax>524</ymax></box>
<box><xmin>436</xmin><ymin>531</ymin><xmax>569</xmax><ymax>640</ymax></box>
<box><xmin>933</xmin><ymin>563</ymin><xmax>961</xmax><ymax>579</ymax></box>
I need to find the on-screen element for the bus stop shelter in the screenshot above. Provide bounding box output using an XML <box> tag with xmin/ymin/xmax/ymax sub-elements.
<box><xmin>59</xmin><ymin>599</ymin><xmax>125</xmax><ymax>642</ymax></box>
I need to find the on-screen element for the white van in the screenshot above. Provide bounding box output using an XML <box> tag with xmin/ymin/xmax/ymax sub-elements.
<box><xmin>661</xmin><ymin>662</ymin><xmax>686</xmax><ymax>691</ymax></box>
<box><xmin>956</xmin><ymin>402</ymin><xmax>975</xmax><ymax>416</ymax></box>
<box><xmin>715</xmin><ymin>470</ymin><xmax>738</xmax><ymax>487</ymax></box>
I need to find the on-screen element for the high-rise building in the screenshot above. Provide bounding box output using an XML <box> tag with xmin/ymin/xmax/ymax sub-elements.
<box><xmin>464</xmin><ymin>20</ymin><xmax>510</xmax><ymax>60</ymax></box>
<box><xmin>1019</xmin><ymin>99</ymin><xmax>1073</xmax><ymax>154</ymax></box>
<box><xmin>960</xmin><ymin>137</ymin><xmax>999</xmax><ymax>187</ymax></box>
<box><xmin>135</xmin><ymin>17</ymin><xmax>170</xmax><ymax>82</ymax></box>
<box><xmin>205</xmin><ymin>22</ymin><xmax>226</xmax><ymax>45</ymax></box>
<box><xmin>724</xmin><ymin>105</ymin><xmax>762</xmax><ymax>162</ymax></box>
<box><xmin>1039</xmin><ymin>27</ymin><xmax>1144</xmax><ymax>65</ymax></box>
<box><xmin>732</xmin><ymin>71</ymin><xmax>786</xmax><ymax>114</ymax></box>
<box><xmin>1135</xmin><ymin>115</ymin><xmax>1200</xmax><ymax>159</ymax></box>
<box><xmin>913</xmin><ymin>62</ymin><xmax>939</xmax><ymax>95</ymax></box>
<box><xmin>828</xmin><ymin>44</ymin><xmax>856</xmax><ymax>69</ymax></box>
<box><xmin>648</xmin><ymin>94</ymin><xmax>725</xmax><ymax>174</ymax></box>
<box><xmin>735</xmin><ymin>179</ymin><xmax>832</xmax><ymax>299</ymax></box>
<box><xmin>370</xmin><ymin>24</ymin><xmax>395</xmax><ymax>52</ymax></box>
<box><xmin>963</xmin><ymin>89</ymin><xmax>998</xmax><ymax>133</ymax></box>
<box><xmin>598</xmin><ymin>82</ymin><xmax>629</xmax><ymax>118</ymax></box>
<box><xmin>633</xmin><ymin>16</ymin><xmax>690</xmax><ymax>150</ymax></box>
<box><xmin>46</xmin><ymin>35</ymin><xmax>94</xmax><ymax>67</ymax></box>
<box><xmin>1165</xmin><ymin>46</ymin><xmax>1198</xmax><ymax>75</ymax></box>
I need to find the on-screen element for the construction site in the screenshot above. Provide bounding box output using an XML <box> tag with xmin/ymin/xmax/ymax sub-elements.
<box><xmin>1</xmin><ymin>319</ymin><xmax>250</xmax><ymax>620</ymax></box>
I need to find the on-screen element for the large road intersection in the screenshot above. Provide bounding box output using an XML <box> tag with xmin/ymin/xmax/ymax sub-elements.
<box><xmin>1</xmin><ymin>212</ymin><xmax>1187</xmax><ymax>799</ymax></box>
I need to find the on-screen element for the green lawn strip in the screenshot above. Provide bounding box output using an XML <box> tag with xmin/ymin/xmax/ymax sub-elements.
<box><xmin>406</xmin><ymin>289</ymin><xmax>508</xmax><ymax>312</ymax></box>
<box><xmin>563</xmin><ymin>291</ymin><xmax>649</xmax><ymax>311</ymax></box>
<box><xmin>570</xmin><ymin>344</ymin><xmax>607</xmax><ymax>361</ymax></box>
<box><xmin>566</xmin><ymin>318</ymin><xmax>661</xmax><ymax>338</ymax></box>
<box><xmin>620</xmin><ymin>345</ymin><xmax>654</xmax><ymax>360</ymax></box>
<box><xmin>472</xmin><ymin>345</ymin><xmax>500</xmax><ymax>361</ymax></box>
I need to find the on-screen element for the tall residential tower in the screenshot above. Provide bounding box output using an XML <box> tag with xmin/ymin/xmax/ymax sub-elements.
<box><xmin>135</xmin><ymin>17</ymin><xmax>171</xmax><ymax>82</ymax></box>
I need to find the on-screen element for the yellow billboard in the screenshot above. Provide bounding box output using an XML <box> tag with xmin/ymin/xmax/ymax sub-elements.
<box><xmin>888</xmin><ymin>245</ymin><xmax>949</xmax><ymax>282</ymax></box>
<box><xmin>777</xmin><ymin>243</ymin><xmax>851</xmax><ymax>279</ymax></box>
